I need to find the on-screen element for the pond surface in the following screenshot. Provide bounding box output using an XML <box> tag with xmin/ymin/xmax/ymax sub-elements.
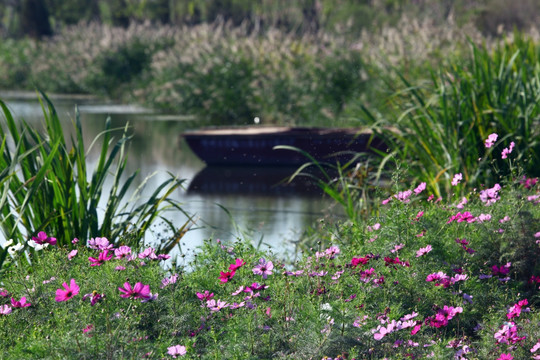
<box><xmin>0</xmin><ymin>91</ymin><xmax>343</xmax><ymax>261</ymax></box>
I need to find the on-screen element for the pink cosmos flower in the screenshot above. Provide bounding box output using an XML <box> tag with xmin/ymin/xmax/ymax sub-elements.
<box><xmin>0</xmin><ymin>304</ymin><xmax>12</xmax><ymax>315</ymax></box>
<box><xmin>495</xmin><ymin>322</ymin><xmax>526</xmax><ymax>344</ymax></box>
<box><xmin>395</xmin><ymin>190</ymin><xmax>413</xmax><ymax>203</ymax></box>
<box><xmin>390</xmin><ymin>244</ymin><xmax>405</xmax><ymax>253</ymax></box>
<box><xmin>451</xmin><ymin>173</ymin><xmax>463</xmax><ymax>186</ymax></box>
<box><xmin>230</xmin><ymin>302</ymin><xmax>245</xmax><ymax>309</ymax></box>
<box><xmin>413</xmin><ymin>182</ymin><xmax>426</xmax><ymax>195</ymax></box>
<box><xmin>485</xmin><ymin>133</ymin><xmax>498</xmax><ymax>148</ymax></box>
<box><xmin>479</xmin><ymin>184</ymin><xmax>501</xmax><ymax>205</ymax></box>
<box><xmin>499</xmin><ymin>216</ymin><xmax>511</xmax><ymax>223</ymax></box>
<box><xmin>55</xmin><ymin>279</ymin><xmax>80</xmax><ymax>302</ymax></box>
<box><xmin>207</xmin><ymin>299</ymin><xmax>229</xmax><ymax>312</ymax></box>
<box><xmin>501</xmin><ymin>142</ymin><xmax>515</xmax><ymax>159</ymax></box>
<box><xmin>447</xmin><ymin>211</ymin><xmax>476</xmax><ymax>224</ymax></box>
<box><xmin>367</xmin><ymin>223</ymin><xmax>381</xmax><ymax>231</ymax></box>
<box><xmin>497</xmin><ymin>353</ymin><xmax>513</xmax><ymax>360</ymax></box>
<box><xmin>11</xmin><ymin>296</ymin><xmax>31</xmax><ymax>308</ymax></box>
<box><xmin>416</xmin><ymin>245</ymin><xmax>432</xmax><ymax>257</ymax></box>
<box><xmin>411</xmin><ymin>322</ymin><xmax>422</xmax><ymax>335</ymax></box>
<box><xmin>114</xmin><ymin>246</ymin><xmax>132</xmax><ymax>259</ymax></box>
<box><xmin>507</xmin><ymin>299</ymin><xmax>528</xmax><ymax>319</ymax></box>
<box><xmin>138</xmin><ymin>247</ymin><xmax>157</xmax><ymax>260</ymax></box>
<box><xmin>477</xmin><ymin>214</ymin><xmax>492</xmax><ymax>222</ymax></box>
<box><xmin>88</xmin><ymin>250</ymin><xmax>113</xmax><ymax>266</ymax></box>
<box><xmin>160</xmin><ymin>273</ymin><xmax>179</xmax><ymax>288</ymax></box>
<box><xmin>252</xmin><ymin>258</ymin><xmax>274</xmax><ymax>279</ymax></box>
<box><xmin>87</xmin><ymin>237</ymin><xmax>112</xmax><ymax>250</ymax></box>
<box><xmin>68</xmin><ymin>249</ymin><xmax>78</xmax><ymax>260</ymax></box>
<box><xmin>531</xmin><ymin>341</ymin><xmax>540</xmax><ymax>353</ymax></box>
<box><xmin>325</xmin><ymin>246</ymin><xmax>340</xmax><ymax>259</ymax></box>
<box><xmin>167</xmin><ymin>345</ymin><xmax>187</xmax><ymax>358</ymax></box>
<box><xmin>118</xmin><ymin>282</ymin><xmax>151</xmax><ymax>300</ymax></box>
<box><xmin>456</xmin><ymin>197</ymin><xmax>468</xmax><ymax>209</ymax></box>
<box><xmin>82</xmin><ymin>324</ymin><xmax>93</xmax><ymax>334</ymax></box>
<box><xmin>31</xmin><ymin>231</ymin><xmax>57</xmax><ymax>246</ymax></box>
<box><xmin>196</xmin><ymin>290</ymin><xmax>214</xmax><ymax>301</ymax></box>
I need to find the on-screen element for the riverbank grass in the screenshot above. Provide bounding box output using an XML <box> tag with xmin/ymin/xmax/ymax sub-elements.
<box><xmin>1</xmin><ymin>134</ymin><xmax>539</xmax><ymax>359</ymax></box>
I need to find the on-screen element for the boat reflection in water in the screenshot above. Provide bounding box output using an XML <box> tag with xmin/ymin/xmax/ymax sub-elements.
<box><xmin>187</xmin><ymin>166</ymin><xmax>325</xmax><ymax>197</ymax></box>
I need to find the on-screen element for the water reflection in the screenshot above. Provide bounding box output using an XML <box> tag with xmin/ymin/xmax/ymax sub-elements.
<box><xmin>0</xmin><ymin>92</ymin><xmax>340</xmax><ymax>259</ymax></box>
<box><xmin>188</xmin><ymin>166</ymin><xmax>323</xmax><ymax>196</ymax></box>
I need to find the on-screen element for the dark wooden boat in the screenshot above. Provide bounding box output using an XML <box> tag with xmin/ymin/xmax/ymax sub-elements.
<box><xmin>181</xmin><ymin>126</ymin><xmax>385</xmax><ymax>166</ymax></box>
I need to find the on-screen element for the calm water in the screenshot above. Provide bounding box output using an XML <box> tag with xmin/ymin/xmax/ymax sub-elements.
<box><xmin>1</xmin><ymin>92</ymin><xmax>341</xmax><ymax>261</ymax></box>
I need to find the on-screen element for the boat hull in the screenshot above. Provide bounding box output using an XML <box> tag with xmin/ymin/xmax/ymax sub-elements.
<box><xmin>182</xmin><ymin>126</ymin><xmax>384</xmax><ymax>166</ymax></box>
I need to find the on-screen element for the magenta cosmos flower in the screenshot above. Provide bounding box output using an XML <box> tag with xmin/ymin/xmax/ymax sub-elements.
<box><xmin>219</xmin><ymin>270</ymin><xmax>235</xmax><ymax>283</ymax></box>
<box><xmin>118</xmin><ymin>281</ymin><xmax>151</xmax><ymax>300</ymax></box>
<box><xmin>88</xmin><ymin>250</ymin><xmax>113</xmax><ymax>266</ymax></box>
<box><xmin>229</xmin><ymin>258</ymin><xmax>246</xmax><ymax>271</ymax></box>
<box><xmin>252</xmin><ymin>258</ymin><xmax>274</xmax><ymax>279</ymax></box>
<box><xmin>55</xmin><ymin>279</ymin><xmax>80</xmax><ymax>302</ymax></box>
<box><xmin>11</xmin><ymin>296</ymin><xmax>31</xmax><ymax>308</ymax></box>
<box><xmin>31</xmin><ymin>231</ymin><xmax>57</xmax><ymax>246</ymax></box>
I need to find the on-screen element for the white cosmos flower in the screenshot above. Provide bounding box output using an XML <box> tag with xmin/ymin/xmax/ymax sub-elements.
<box><xmin>8</xmin><ymin>243</ymin><xmax>24</xmax><ymax>256</ymax></box>
<box><xmin>28</xmin><ymin>240</ymin><xmax>48</xmax><ymax>251</ymax></box>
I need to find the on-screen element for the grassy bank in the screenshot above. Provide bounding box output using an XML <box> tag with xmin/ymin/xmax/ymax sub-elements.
<box><xmin>1</xmin><ymin>138</ymin><xmax>539</xmax><ymax>358</ymax></box>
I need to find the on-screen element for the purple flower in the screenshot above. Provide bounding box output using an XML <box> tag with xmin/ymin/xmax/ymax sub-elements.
<box><xmin>118</xmin><ymin>282</ymin><xmax>151</xmax><ymax>300</ymax></box>
<box><xmin>55</xmin><ymin>279</ymin><xmax>80</xmax><ymax>302</ymax></box>
<box><xmin>252</xmin><ymin>258</ymin><xmax>274</xmax><ymax>279</ymax></box>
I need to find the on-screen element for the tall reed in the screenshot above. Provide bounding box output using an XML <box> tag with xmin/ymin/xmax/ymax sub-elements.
<box><xmin>0</xmin><ymin>94</ymin><xmax>188</xmax><ymax>273</ymax></box>
<box><xmin>364</xmin><ymin>36</ymin><xmax>540</xmax><ymax>198</ymax></box>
